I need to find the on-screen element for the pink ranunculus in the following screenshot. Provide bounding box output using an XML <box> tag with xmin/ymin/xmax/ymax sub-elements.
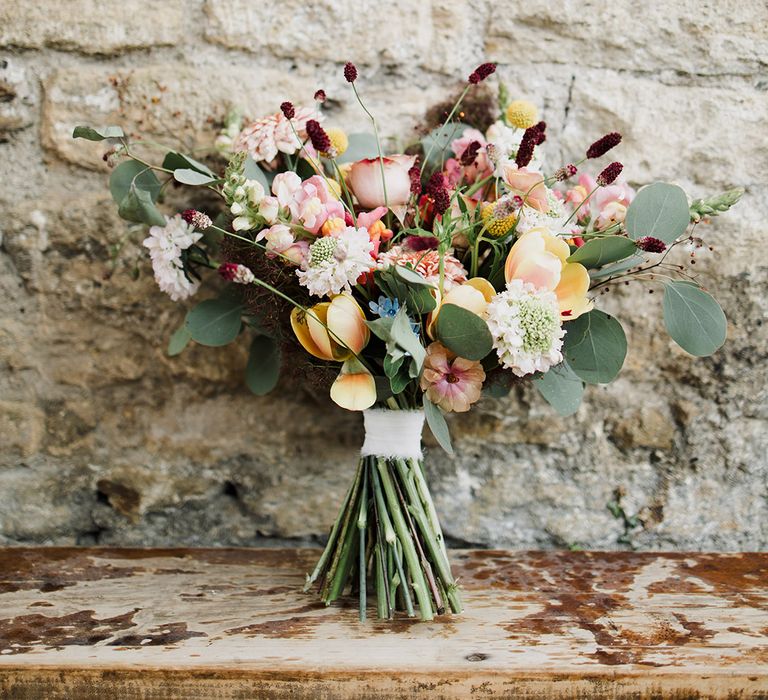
<box><xmin>348</xmin><ymin>154</ymin><xmax>416</xmax><ymax>208</ymax></box>
<box><xmin>501</xmin><ymin>165</ymin><xmax>549</xmax><ymax>212</ymax></box>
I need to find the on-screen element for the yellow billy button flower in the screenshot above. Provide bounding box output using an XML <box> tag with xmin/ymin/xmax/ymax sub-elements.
<box><xmin>504</xmin><ymin>227</ymin><xmax>593</xmax><ymax>321</ymax></box>
<box><xmin>480</xmin><ymin>201</ymin><xmax>517</xmax><ymax>238</ymax></box>
<box><xmin>320</xmin><ymin>128</ymin><xmax>349</xmax><ymax>159</ymax></box>
<box><xmin>505</xmin><ymin>99</ymin><xmax>538</xmax><ymax>130</ymax></box>
<box><xmin>290</xmin><ymin>293</ymin><xmax>370</xmax><ymax>361</ymax></box>
<box><xmin>330</xmin><ymin>356</ymin><xmax>376</xmax><ymax>411</ymax></box>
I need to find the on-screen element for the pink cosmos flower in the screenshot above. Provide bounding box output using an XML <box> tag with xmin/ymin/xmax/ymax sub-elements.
<box><xmin>420</xmin><ymin>342</ymin><xmax>486</xmax><ymax>413</ymax></box>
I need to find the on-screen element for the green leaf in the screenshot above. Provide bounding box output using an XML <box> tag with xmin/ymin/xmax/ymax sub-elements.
<box><xmin>336</xmin><ymin>133</ymin><xmax>379</xmax><ymax>164</ymax></box>
<box><xmin>167</xmin><ymin>324</ymin><xmax>192</xmax><ymax>356</ymax></box>
<box><xmin>662</xmin><ymin>281</ymin><xmax>727</xmax><ymax>356</ymax></box>
<box><xmin>567</xmin><ymin>236</ymin><xmax>637</xmax><ymax>268</ymax></box>
<box><xmin>423</xmin><ymin>397</ymin><xmax>453</xmax><ymax>455</ymax></box>
<box><xmin>589</xmin><ymin>254</ymin><xmax>645</xmax><ymax>280</ymax></box>
<box><xmin>173</xmin><ymin>168</ymin><xmax>218</xmax><ymax>185</ymax></box>
<box><xmin>390</xmin><ymin>306</ymin><xmax>426</xmax><ymax>372</ymax></box>
<box><xmin>245</xmin><ymin>335</ymin><xmax>281</xmax><ymax>395</ymax></box>
<box><xmin>185</xmin><ymin>297</ymin><xmax>243</xmax><ymax>347</ymax></box>
<box><xmin>534</xmin><ymin>362</ymin><xmax>584</xmax><ymax>416</ymax></box>
<box><xmin>434</xmin><ymin>304</ymin><xmax>493</xmax><ymax>361</ymax></box>
<box><xmin>562</xmin><ymin>309</ymin><xmax>627</xmax><ymax>384</ymax></box>
<box><xmin>72</xmin><ymin>125</ymin><xmax>124</xmax><ymax>141</ymax></box>
<box><xmin>393</xmin><ymin>264</ymin><xmax>435</xmax><ymax>288</ymax></box>
<box><xmin>388</xmin><ymin>362</ymin><xmax>412</xmax><ymax>394</ymax></box>
<box><xmin>366</xmin><ymin>316</ymin><xmax>394</xmax><ymax>342</ymax></box>
<box><xmin>625</xmin><ymin>182</ymin><xmax>690</xmax><ymax>244</ymax></box>
<box><xmin>421</xmin><ymin>123</ymin><xmax>468</xmax><ymax>169</ymax></box>
<box><xmin>109</xmin><ymin>160</ymin><xmax>161</xmax><ymax>205</ymax></box>
<box><xmin>117</xmin><ymin>186</ymin><xmax>165</xmax><ymax>226</ymax></box>
<box><xmin>161</xmin><ymin>152</ymin><xmax>215</xmax><ymax>177</ymax></box>
<box><xmin>244</xmin><ymin>156</ymin><xmax>273</xmax><ymax>190</ymax></box>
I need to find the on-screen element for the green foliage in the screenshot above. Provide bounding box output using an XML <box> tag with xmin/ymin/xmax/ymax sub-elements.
<box><xmin>245</xmin><ymin>335</ymin><xmax>281</xmax><ymax>395</ymax></box>
<box><xmin>562</xmin><ymin>310</ymin><xmax>627</xmax><ymax>384</ymax></box>
<box><xmin>662</xmin><ymin>281</ymin><xmax>727</xmax><ymax>356</ymax></box>
<box><xmin>423</xmin><ymin>396</ymin><xmax>453</xmax><ymax>455</ymax></box>
<box><xmin>72</xmin><ymin>125</ymin><xmax>124</xmax><ymax>141</ymax></box>
<box><xmin>336</xmin><ymin>133</ymin><xmax>379</xmax><ymax>164</ymax></box>
<box><xmin>109</xmin><ymin>160</ymin><xmax>161</xmax><ymax>205</ymax></box>
<box><xmin>625</xmin><ymin>182</ymin><xmax>690</xmax><ymax>244</ymax></box>
<box><xmin>375</xmin><ymin>268</ymin><xmax>437</xmax><ymax>315</ymax></box>
<box><xmin>421</xmin><ymin>123</ymin><xmax>468</xmax><ymax>170</ymax></box>
<box><xmin>567</xmin><ymin>236</ymin><xmax>637</xmax><ymax>269</ymax></box>
<box><xmin>161</xmin><ymin>152</ymin><xmax>215</xmax><ymax>177</ymax></box>
<box><xmin>173</xmin><ymin>168</ymin><xmax>219</xmax><ymax>186</ymax></box>
<box><xmin>117</xmin><ymin>185</ymin><xmax>165</xmax><ymax>226</ymax></box>
<box><xmin>689</xmin><ymin>188</ymin><xmax>744</xmax><ymax>223</ymax></box>
<box><xmin>534</xmin><ymin>361</ymin><xmax>584</xmax><ymax>416</ymax></box>
<box><xmin>185</xmin><ymin>295</ymin><xmax>243</xmax><ymax>347</ymax></box>
<box><xmin>243</xmin><ymin>155</ymin><xmax>274</xmax><ymax>190</ymax></box>
<box><xmin>167</xmin><ymin>324</ymin><xmax>192</xmax><ymax>356</ymax></box>
<box><xmin>588</xmin><ymin>254</ymin><xmax>645</xmax><ymax>280</ymax></box>
<box><xmin>434</xmin><ymin>304</ymin><xmax>493</xmax><ymax>361</ymax></box>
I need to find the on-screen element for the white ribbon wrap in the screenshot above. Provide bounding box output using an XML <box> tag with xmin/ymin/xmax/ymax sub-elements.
<box><xmin>360</xmin><ymin>409</ymin><xmax>425</xmax><ymax>460</ymax></box>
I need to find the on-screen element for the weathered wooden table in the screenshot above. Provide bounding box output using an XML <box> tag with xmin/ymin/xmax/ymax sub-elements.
<box><xmin>0</xmin><ymin>548</ymin><xmax>766</xmax><ymax>699</ymax></box>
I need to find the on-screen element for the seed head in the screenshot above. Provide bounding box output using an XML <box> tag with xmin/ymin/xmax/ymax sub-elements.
<box><xmin>343</xmin><ymin>62</ymin><xmax>358</xmax><ymax>83</ymax></box>
<box><xmin>596</xmin><ymin>161</ymin><xmax>623</xmax><ymax>186</ymax></box>
<box><xmin>587</xmin><ymin>131</ymin><xmax>622</xmax><ymax>159</ymax></box>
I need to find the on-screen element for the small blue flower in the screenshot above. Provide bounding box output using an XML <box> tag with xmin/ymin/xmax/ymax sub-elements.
<box><xmin>369</xmin><ymin>295</ymin><xmax>400</xmax><ymax>318</ymax></box>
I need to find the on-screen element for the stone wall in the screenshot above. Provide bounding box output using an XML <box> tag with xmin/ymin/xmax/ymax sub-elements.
<box><xmin>1</xmin><ymin>1</ymin><xmax>766</xmax><ymax>550</ymax></box>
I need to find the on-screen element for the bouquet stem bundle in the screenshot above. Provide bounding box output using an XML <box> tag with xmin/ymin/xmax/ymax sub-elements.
<box><xmin>304</xmin><ymin>451</ymin><xmax>462</xmax><ymax>621</ymax></box>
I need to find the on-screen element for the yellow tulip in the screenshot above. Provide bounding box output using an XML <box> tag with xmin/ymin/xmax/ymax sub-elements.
<box><xmin>427</xmin><ymin>277</ymin><xmax>496</xmax><ymax>338</ymax></box>
<box><xmin>330</xmin><ymin>357</ymin><xmax>377</xmax><ymax>411</ymax></box>
<box><xmin>290</xmin><ymin>293</ymin><xmax>370</xmax><ymax>361</ymax></box>
<box><xmin>504</xmin><ymin>227</ymin><xmax>593</xmax><ymax>320</ymax></box>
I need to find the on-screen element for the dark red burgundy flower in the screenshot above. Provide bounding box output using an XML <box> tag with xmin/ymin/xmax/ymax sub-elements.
<box><xmin>635</xmin><ymin>236</ymin><xmax>667</xmax><ymax>253</ymax></box>
<box><xmin>306</xmin><ymin>120</ymin><xmax>331</xmax><ymax>153</ymax></box>
<box><xmin>468</xmin><ymin>62</ymin><xmax>496</xmax><ymax>84</ymax></box>
<box><xmin>280</xmin><ymin>101</ymin><xmax>295</xmax><ymax>120</ymax></box>
<box><xmin>596</xmin><ymin>161</ymin><xmax>624</xmax><ymax>186</ymax></box>
<box><xmin>587</xmin><ymin>132</ymin><xmax>622</xmax><ymax>159</ymax></box>
<box><xmin>343</xmin><ymin>62</ymin><xmax>358</xmax><ymax>83</ymax></box>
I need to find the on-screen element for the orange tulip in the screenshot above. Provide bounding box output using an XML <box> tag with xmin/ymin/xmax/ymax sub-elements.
<box><xmin>330</xmin><ymin>357</ymin><xmax>377</xmax><ymax>411</ymax></box>
<box><xmin>290</xmin><ymin>293</ymin><xmax>370</xmax><ymax>361</ymax></box>
<box><xmin>504</xmin><ymin>227</ymin><xmax>593</xmax><ymax>320</ymax></box>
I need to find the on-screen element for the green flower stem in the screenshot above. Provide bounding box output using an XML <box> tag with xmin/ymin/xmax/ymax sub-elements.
<box><xmin>370</xmin><ymin>463</ymin><xmax>393</xmax><ymax>618</ymax></box>
<box><xmin>374</xmin><ymin>537</ymin><xmax>387</xmax><ymax>619</ymax></box>
<box><xmin>409</xmin><ymin>458</ymin><xmax>449</xmax><ymax>561</ymax></box>
<box><xmin>357</xmin><ymin>466</ymin><xmax>369</xmax><ymax>622</ymax></box>
<box><xmin>562</xmin><ymin>185</ymin><xmax>599</xmax><ymax>227</ymax></box>
<box><xmin>322</xmin><ymin>460</ymin><xmax>363</xmax><ymax>603</ymax></box>
<box><xmin>304</xmin><ymin>464</ymin><xmax>356</xmax><ymax>591</ymax></box>
<box><xmin>376</xmin><ymin>459</ymin><xmax>434</xmax><ymax>621</ymax></box>
<box><xmin>350</xmin><ymin>83</ymin><xmax>389</xmax><ymax>217</ymax></box>
<box><xmin>420</xmin><ymin>84</ymin><xmax>470</xmax><ymax>177</ymax></box>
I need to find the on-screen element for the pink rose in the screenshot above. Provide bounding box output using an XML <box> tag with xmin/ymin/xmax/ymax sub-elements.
<box><xmin>348</xmin><ymin>154</ymin><xmax>416</xmax><ymax>208</ymax></box>
<box><xmin>501</xmin><ymin>165</ymin><xmax>549</xmax><ymax>212</ymax></box>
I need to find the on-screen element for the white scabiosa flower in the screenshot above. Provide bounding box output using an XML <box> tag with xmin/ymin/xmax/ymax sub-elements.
<box><xmin>296</xmin><ymin>227</ymin><xmax>374</xmax><ymax>298</ymax></box>
<box><xmin>142</xmin><ymin>214</ymin><xmax>202</xmax><ymax>301</ymax></box>
<box><xmin>486</xmin><ymin>279</ymin><xmax>565</xmax><ymax>377</ymax></box>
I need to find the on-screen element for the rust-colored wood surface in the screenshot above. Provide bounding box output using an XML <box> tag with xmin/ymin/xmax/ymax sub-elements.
<box><xmin>0</xmin><ymin>548</ymin><xmax>766</xmax><ymax>699</ymax></box>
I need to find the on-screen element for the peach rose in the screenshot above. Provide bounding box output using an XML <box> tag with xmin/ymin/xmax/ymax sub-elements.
<box><xmin>348</xmin><ymin>155</ymin><xmax>416</xmax><ymax>208</ymax></box>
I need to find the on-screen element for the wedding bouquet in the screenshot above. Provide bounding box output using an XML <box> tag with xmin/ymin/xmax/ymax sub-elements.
<box><xmin>74</xmin><ymin>61</ymin><xmax>741</xmax><ymax>622</ymax></box>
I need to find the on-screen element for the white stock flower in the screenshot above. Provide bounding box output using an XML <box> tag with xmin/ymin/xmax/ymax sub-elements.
<box><xmin>486</xmin><ymin>279</ymin><xmax>565</xmax><ymax>377</ymax></box>
<box><xmin>142</xmin><ymin>215</ymin><xmax>202</xmax><ymax>301</ymax></box>
<box><xmin>296</xmin><ymin>227</ymin><xmax>374</xmax><ymax>297</ymax></box>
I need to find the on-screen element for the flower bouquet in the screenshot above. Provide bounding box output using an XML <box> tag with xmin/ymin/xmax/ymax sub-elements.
<box><xmin>74</xmin><ymin>61</ymin><xmax>741</xmax><ymax>622</ymax></box>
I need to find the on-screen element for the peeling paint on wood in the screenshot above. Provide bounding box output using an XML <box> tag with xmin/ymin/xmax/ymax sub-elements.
<box><xmin>0</xmin><ymin>548</ymin><xmax>766</xmax><ymax>699</ymax></box>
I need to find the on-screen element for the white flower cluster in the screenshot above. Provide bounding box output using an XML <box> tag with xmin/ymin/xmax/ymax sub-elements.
<box><xmin>142</xmin><ymin>215</ymin><xmax>202</xmax><ymax>301</ymax></box>
<box><xmin>485</xmin><ymin>120</ymin><xmax>543</xmax><ymax>176</ymax></box>
<box><xmin>515</xmin><ymin>193</ymin><xmax>572</xmax><ymax>235</ymax></box>
<box><xmin>296</xmin><ymin>227</ymin><xmax>374</xmax><ymax>297</ymax></box>
<box><xmin>222</xmin><ymin>156</ymin><xmax>271</xmax><ymax>232</ymax></box>
<box><xmin>486</xmin><ymin>279</ymin><xmax>565</xmax><ymax>377</ymax></box>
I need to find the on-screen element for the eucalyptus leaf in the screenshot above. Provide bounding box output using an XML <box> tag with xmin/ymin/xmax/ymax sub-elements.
<box><xmin>109</xmin><ymin>160</ymin><xmax>161</xmax><ymax>205</ymax></box>
<box><xmin>423</xmin><ymin>397</ymin><xmax>453</xmax><ymax>455</ymax></box>
<box><xmin>245</xmin><ymin>335</ymin><xmax>281</xmax><ymax>395</ymax></box>
<box><xmin>568</xmin><ymin>236</ymin><xmax>637</xmax><ymax>268</ymax></box>
<box><xmin>173</xmin><ymin>168</ymin><xmax>218</xmax><ymax>186</ymax></box>
<box><xmin>434</xmin><ymin>304</ymin><xmax>493</xmax><ymax>361</ymax></box>
<box><xmin>185</xmin><ymin>297</ymin><xmax>243</xmax><ymax>347</ymax></box>
<box><xmin>421</xmin><ymin>123</ymin><xmax>468</xmax><ymax>169</ymax></box>
<box><xmin>162</xmin><ymin>152</ymin><xmax>215</xmax><ymax>177</ymax></box>
<box><xmin>72</xmin><ymin>125</ymin><xmax>124</xmax><ymax>141</ymax></box>
<box><xmin>662</xmin><ymin>281</ymin><xmax>727</xmax><ymax>356</ymax></box>
<box><xmin>336</xmin><ymin>132</ymin><xmax>379</xmax><ymax>164</ymax></box>
<box><xmin>389</xmin><ymin>362</ymin><xmax>412</xmax><ymax>394</ymax></box>
<box><xmin>589</xmin><ymin>254</ymin><xmax>646</xmax><ymax>280</ymax></box>
<box><xmin>117</xmin><ymin>186</ymin><xmax>165</xmax><ymax>226</ymax></box>
<box><xmin>534</xmin><ymin>362</ymin><xmax>584</xmax><ymax>416</ymax></box>
<box><xmin>625</xmin><ymin>182</ymin><xmax>690</xmax><ymax>244</ymax></box>
<box><xmin>366</xmin><ymin>316</ymin><xmax>394</xmax><ymax>342</ymax></box>
<box><xmin>562</xmin><ymin>309</ymin><xmax>627</xmax><ymax>384</ymax></box>
<box><xmin>390</xmin><ymin>306</ymin><xmax>426</xmax><ymax>371</ymax></box>
<box><xmin>244</xmin><ymin>156</ymin><xmax>274</xmax><ymax>190</ymax></box>
<box><xmin>167</xmin><ymin>324</ymin><xmax>192</xmax><ymax>357</ymax></box>
<box><xmin>393</xmin><ymin>264</ymin><xmax>435</xmax><ymax>288</ymax></box>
